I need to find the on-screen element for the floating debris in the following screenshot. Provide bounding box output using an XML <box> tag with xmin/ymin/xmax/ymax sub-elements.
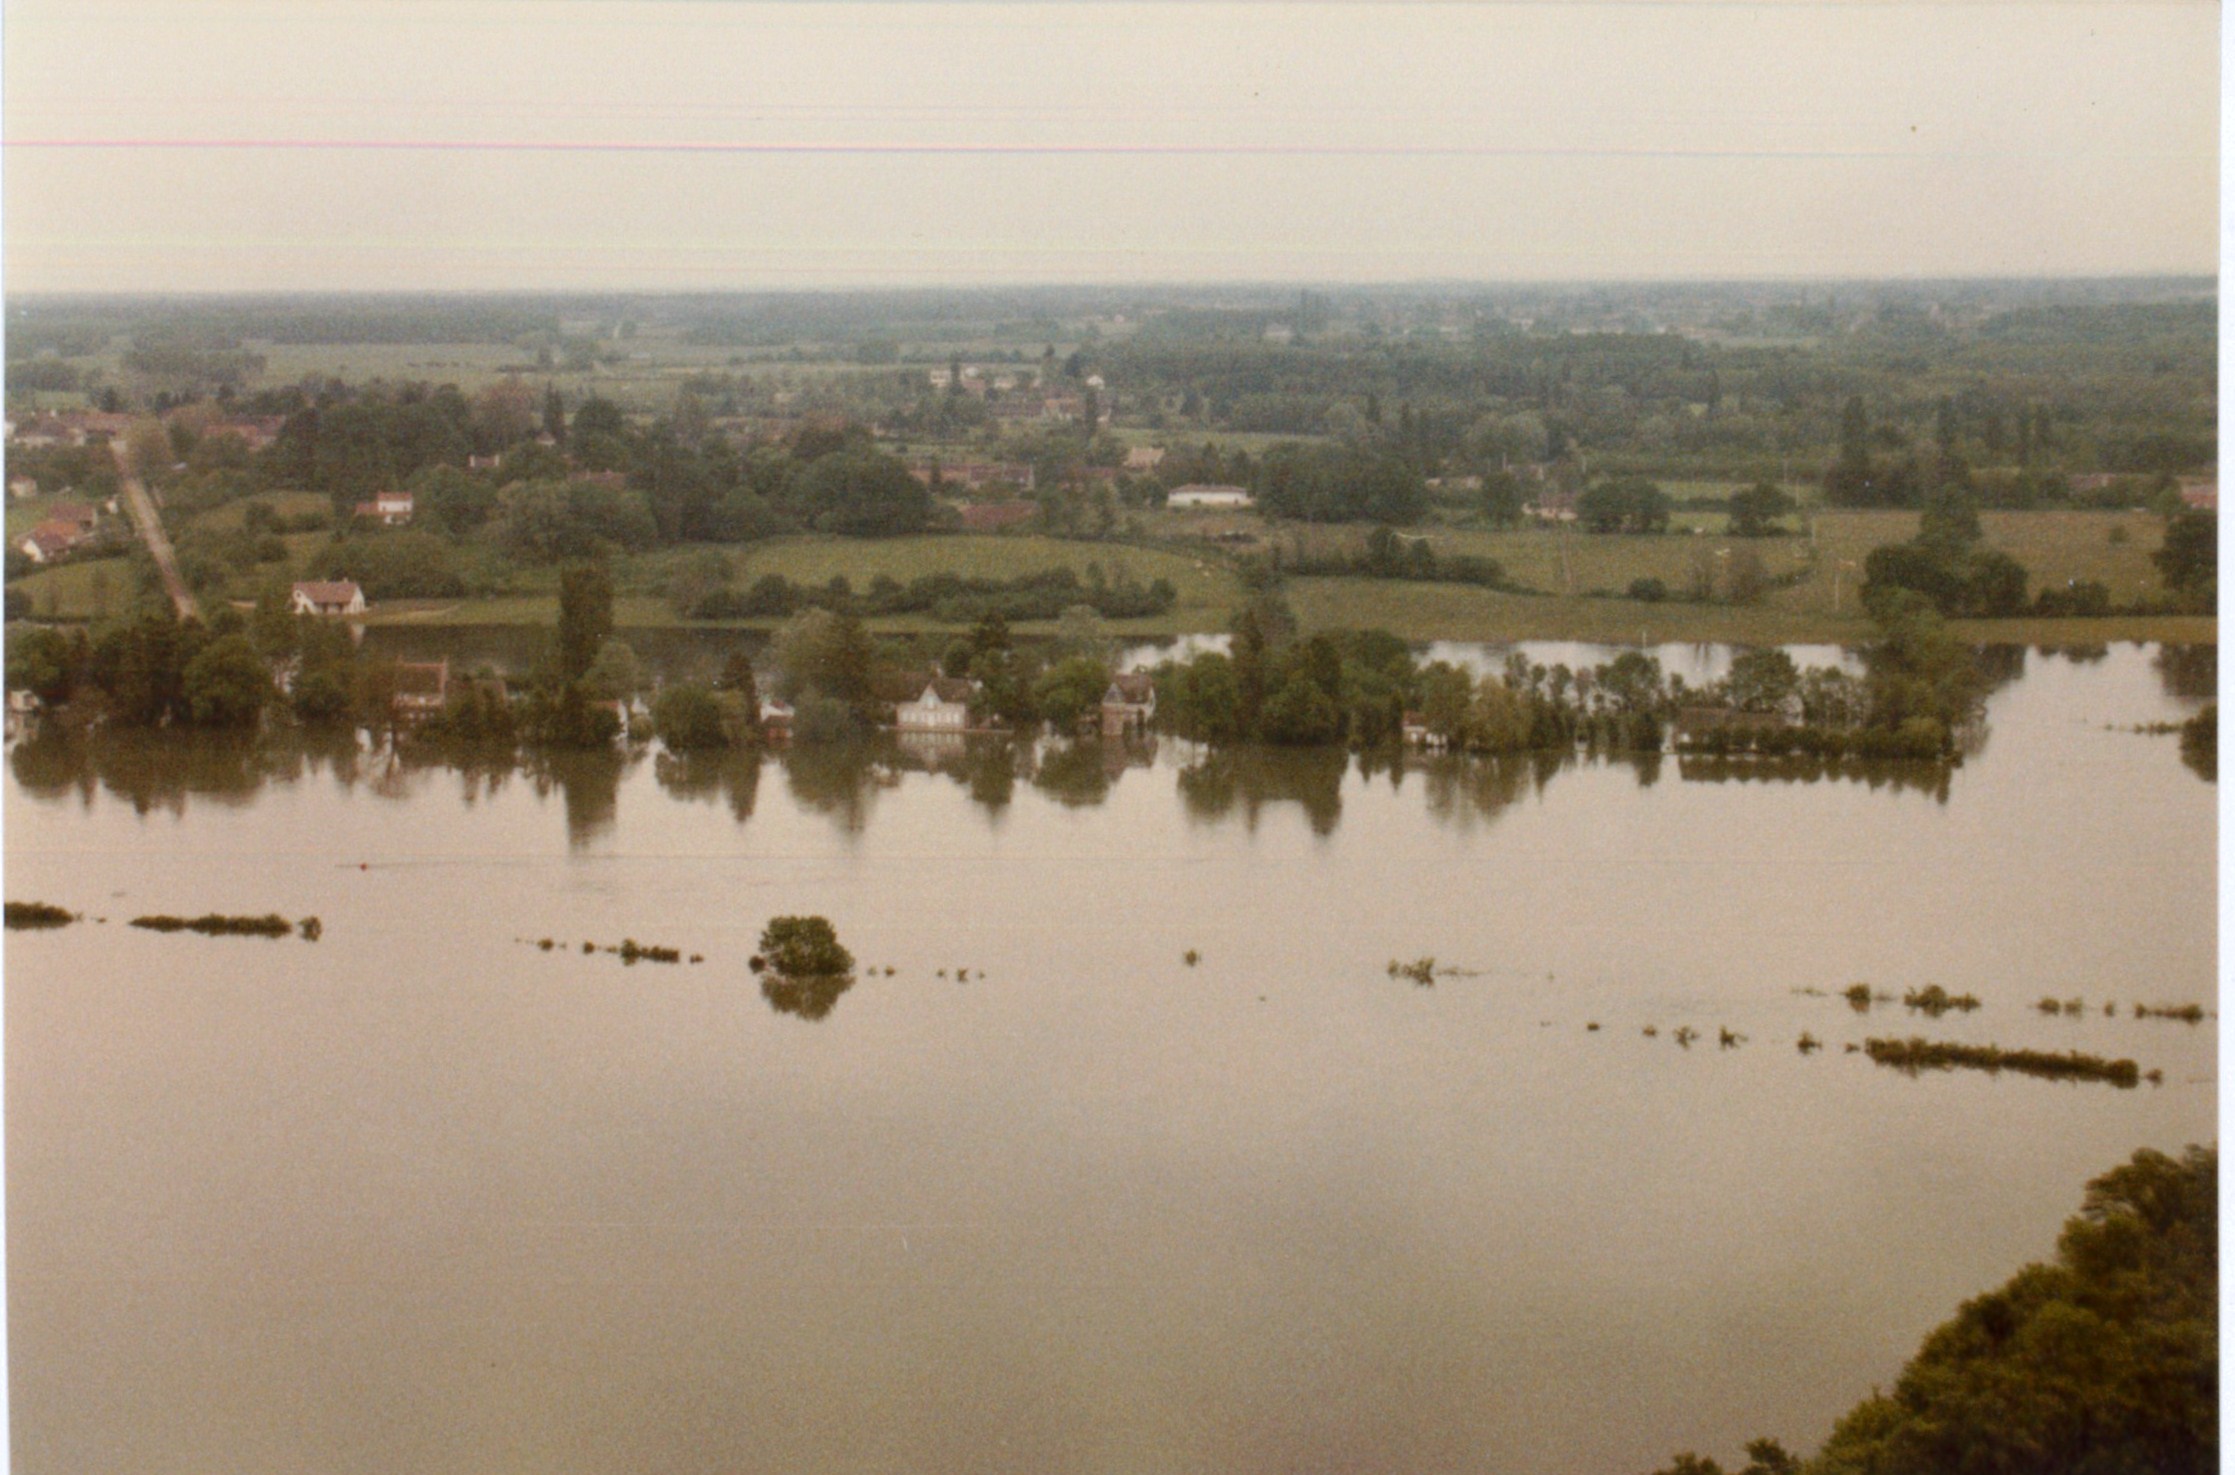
<box><xmin>1798</xmin><ymin>1032</ymin><xmax>1822</xmax><ymax>1053</ymax></box>
<box><xmin>1864</xmin><ymin>1037</ymin><xmax>2141</xmax><ymax>1088</ymax></box>
<box><xmin>5</xmin><ymin>901</ymin><xmax>76</xmax><ymax>929</ymax></box>
<box><xmin>1718</xmin><ymin>1027</ymin><xmax>1744</xmax><ymax>1049</ymax></box>
<box><xmin>1902</xmin><ymin>986</ymin><xmax>1981</xmax><ymax>1017</ymax></box>
<box><xmin>2133</xmin><ymin>1003</ymin><xmax>2207</xmax><ymax>1023</ymax></box>
<box><xmin>1586</xmin><ymin>1021</ymin><xmax>1601</xmax><ymax>1032</ymax></box>
<box><xmin>616</xmin><ymin>939</ymin><xmax>681</xmax><ymax>965</ymax></box>
<box><xmin>130</xmin><ymin>913</ymin><xmax>294</xmax><ymax>939</ymax></box>
<box><xmin>1389</xmin><ymin>957</ymin><xmax>1436</xmax><ymax>986</ymax></box>
<box><xmin>1642</xmin><ymin>1025</ymin><xmax>1659</xmax><ymax>1038</ymax></box>
<box><xmin>690</xmin><ymin>954</ymin><xmax>705</xmax><ymax>965</ymax></box>
<box><xmin>298</xmin><ymin>917</ymin><xmax>322</xmax><ymax>942</ymax></box>
<box><xmin>1673</xmin><ymin>1026</ymin><xmax>1698</xmax><ymax>1048</ymax></box>
<box><xmin>1842</xmin><ymin>983</ymin><xmax>1888</xmax><ymax>1012</ymax></box>
<box><xmin>1183</xmin><ymin>950</ymin><xmax>1200</xmax><ymax>967</ymax></box>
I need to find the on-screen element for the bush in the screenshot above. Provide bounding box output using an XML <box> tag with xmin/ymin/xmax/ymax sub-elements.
<box><xmin>653</xmin><ymin>682</ymin><xmax>729</xmax><ymax>751</ymax></box>
<box><xmin>1627</xmin><ymin>577</ymin><xmax>1668</xmax><ymax>603</ymax></box>
<box><xmin>754</xmin><ymin>915</ymin><xmax>853</xmax><ymax>978</ymax></box>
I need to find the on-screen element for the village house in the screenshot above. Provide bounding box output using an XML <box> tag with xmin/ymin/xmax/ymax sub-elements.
<box><xmin>1100</xmin><ymin>672</ymin><xmax>1157</xmax><ymax>737</ymax></box>
<box><xmin>1525</xmin><ymin>488</ymin><xmax>1580</xmax><ymax>523</ymax></box>
<box><xmin>467</xmin><ymin>454</ymin><xmax>503</xmax><ymax>472</ymax></box>
<box><xmin>894</xmin><ymin>677</ymin><xmax>975</xmax><ymax>733</ymax></box>
<box><xmin>47</xmin><ymin>502</ymin><xmax>97</xmax><ymax>535</ymax></box>
<box><xmin>17</xmin><ymin>523</ymin><xmax>82</xmax><ymax>564</ymax></box>
<box><xmin>909</xmin><ymin>460</ymin><xmax>1035</xmax><ymax>493</ymax></box>
<box><xmin>1400</xmin><ymin>712</ymin><xmax>1451</xmax><ymax>751</ymax></box>
<box><xmin>291</xmin><ymin>581</ymin><xmax>367</xmax><ymax>617</ymax></box>
<box><xmin>9</xmin><ymin>477</ymin><xmax>39</xmax><ymax>501</ymax></box>
<box><xmin>210</xmin><ymin>417</ymin><xmax>284</xmax><ymax>452</ymax></box>
<box><xmin>390</xmin><ymin>659</ymin><xmax>450</xmax><ymax>720</ymax></box>
<box><xmin>1122</xmin><ymin>446</ymin><xmax>1166</xmax><ymax>472</ymax></box>
<box><xmin>2179</xmin><ymin>480</ymin><xmax>2216</xmax><ymax>511</ymax></box>
<box><xmin>759</xmin><ymin>698</ymin><xmax>796</xmax><ymax>743</ymax></box>
<box><xmin>1672</xmin><ymin>706</ymin><xmax>1792</xmax><ymax>749</ymax></box>
<box><xmin>1166</xmin><ymin>484</ymin><xmax>1255</xmax><ymax>510</ymax></box>
<box><xmin>352</xmin><ymin>491</ymin><xmax>414</xmax><ymax>526</ymax></box>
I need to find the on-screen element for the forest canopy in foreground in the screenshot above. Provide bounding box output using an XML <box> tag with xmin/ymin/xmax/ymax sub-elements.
<box><xmin>1648</xmin><ymin>1143</ymin><xmax>2217</xmax><ymax>1475</ymax></box>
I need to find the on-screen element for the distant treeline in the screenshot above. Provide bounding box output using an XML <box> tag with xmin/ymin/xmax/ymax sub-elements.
<box><xmin>679</xmin><ymin>566</ymin><xmax>1178</xmax><ymax>623</ymax></box>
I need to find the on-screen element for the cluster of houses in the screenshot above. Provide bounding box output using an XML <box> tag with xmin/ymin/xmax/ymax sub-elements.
<box><xmin>924</xmin><ymin>367</ymin><xmax>1110</xmax><ymax>426</ymax></box>
<box><xmin>16</xmin><ymin>502</ymin><xmax>104</xmax><ymax>564</ymax></box>
<box><xmin>891</xmin><ymin>670</ymin><xmax>1155</xmax><ymax>740</ymax></box>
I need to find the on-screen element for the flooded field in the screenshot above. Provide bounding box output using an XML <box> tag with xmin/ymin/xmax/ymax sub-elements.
<box><xmin>5</xmin><ymin>641</ymin><xmax>2215</xmax><ymax>1474</ymax></box>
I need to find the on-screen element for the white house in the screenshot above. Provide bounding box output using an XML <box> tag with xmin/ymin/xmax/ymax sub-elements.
<box><xmin>1166</xmin><ymin>484</ymin><xmax>1255</xmax><ymax>510</ymax></box>
<box><xmin>895</xmin><ymin>678</ymin><xmax>974</xmax><ymax>733</ymax></box>
<box><xmin>353</xmin><ymin>491</ymin><xmax>414</xmax><ymax>526</ymax></box>
<box><xmin>291</xmin><ymin>581</ymin><xmax>366</xmax><ymax>617</ymax></box>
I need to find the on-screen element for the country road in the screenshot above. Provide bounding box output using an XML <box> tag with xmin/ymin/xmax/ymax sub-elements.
<box><xmin>109</xmin><ymin>441</ymin><xmax>200</xmax><ymax>622</ymax></box>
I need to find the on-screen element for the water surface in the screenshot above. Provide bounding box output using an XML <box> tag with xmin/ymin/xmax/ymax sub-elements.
<box><xmin>6</xmin><ymin>642</ymin><xmax>2215</xmax><ymax>1474</ymax></box>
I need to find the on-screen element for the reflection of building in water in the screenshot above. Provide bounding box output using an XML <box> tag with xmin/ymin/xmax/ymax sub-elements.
<box><xmin>390</xmin><ymin>659</ymin><xmax>450</xmax><ymax>722</ymax></box>
<box><xmin>896</xmin><ymin>729</ymin><xmax>969</xmax><ymax>771</ymax></box>
<box><xmin>1099</xmin><ymin>732</ymin><xmax>1157</xmax><ymax>779</ymax></box>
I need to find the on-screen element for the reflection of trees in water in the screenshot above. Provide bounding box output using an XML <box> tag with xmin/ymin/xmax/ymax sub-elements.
<box><xmin>1676</xmin><ymin>753</ymin><xmax>1953</xmax><ymax>802</ymax></box>
<box><xmin>524</xmin><ymin>749</ymin><xmax>633</xmax><ymax>848</ymax></box>
<box><xmin>1417</xmin><ymin>751</ymin><xmax>1540</xmax><ymax>832</ymax></box>
<box><xmin>1974</xmin><ymin>644</ymin><xmax>2028</xmax><ymax>698</ymax></box>
<box><xmin>1176</xmin><ymin>746</ymin><xmax>1349</xmax><ymax>835</ymax></box>
<box><xmin>653</xmin><ymin>749</ymin><xmax>762</xmax><ymax>824</ymax></box>
<box><xmin>760</xmin><ymin>970</ymin><xmax>855</xmax><ymax>1021</ymax></box>
<box><xmin>2038</xmin><ymin>643</ymin><xmax>2110</xmax><ymax>665</ymax></box>
<box><xmin>782</xmin><ymin>741</ymin><xmax>892</xmax><ymax>833</ymax></box>
<box><xmin>8</xmin><ymin>727</ymin><xmax>365</xmax><ymax>817</ymax></box>
<box><xmin>2154</xmin><ymin>644</ymin><xmax>2216</xmax><ymax>701</ymax></box>
<box><xmin>1030</xmin><ymin>739</ymin><xmax>1114</xmax><ymax>808</ymax></box>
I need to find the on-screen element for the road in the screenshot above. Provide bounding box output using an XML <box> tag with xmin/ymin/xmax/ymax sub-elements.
<box><xmin>109</xmin><ymin>441</ymin><xmax>200</xmax><ymax>622</ymax></box>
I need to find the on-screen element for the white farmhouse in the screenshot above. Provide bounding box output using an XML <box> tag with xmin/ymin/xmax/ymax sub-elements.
<box><xmin>291</xmin><ymin>581</ymin><xmax>366</xmax><ymax>617</ymax></box>
<box><xmin>1166</xmin><ymin>484</ymin><xmax>1255</xmax><ymax>510</ymax></box>
<box><xmin>895</xmin><ymin>678</ymin><xmax>974</xmax><ymax>733</ymax></box>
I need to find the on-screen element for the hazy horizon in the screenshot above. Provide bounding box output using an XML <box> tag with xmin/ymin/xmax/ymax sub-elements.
<box><xmin>6</xmin><ymin>2</ymin><xmax>2218</xmax><ymax>295</ymax></box>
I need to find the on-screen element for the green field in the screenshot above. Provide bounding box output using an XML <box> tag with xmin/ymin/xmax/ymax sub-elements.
<box><xmin>21</xmin><ymin>509</ymin><xmax>2209</xmax><ymax>648</ymax></box>
<box><xmin>190</xmin><ymin>490</ymin><xmax>331</xmax><ymax>532</ymax></box>
<box><xmin>8</xmin><ymin>555</ymin><xmax>139</xmax><ymax>622</ymax></box>
<box><xmin>359</xmin><ymin>535</ymin><xmax>1246</xmax><ymax>635</ymax></box>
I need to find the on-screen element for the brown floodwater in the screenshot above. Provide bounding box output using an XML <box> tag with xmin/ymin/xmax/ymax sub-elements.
<box><xmin>4</xmin><ymin>641</ymin><xmax>2216</xmax><ymax>1474</ymax></box>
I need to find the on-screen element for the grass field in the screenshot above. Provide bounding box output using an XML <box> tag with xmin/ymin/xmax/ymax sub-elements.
<box><xmin>22</xmin><ymin>509</ymin><xmax>2205</xmax><ymax>648</ymax></box>
<box><xmin>725</xmin><ymin>534</ymin><xmax>1238</xmax><ymax>617</ymax></box>
<box><xmin>359</xmin><ymin>535</ymin><xmax>1246</xmax><ymax>635</ymax></box>
<box><xmin>8</xmin><ymin>555</ymin><xmax>139</xmax><ymax>622</ymax></box>
<box><xmin>190</xmin><ymin>491</ymin><xmax>332</xmax><ymax>533</ymax></box>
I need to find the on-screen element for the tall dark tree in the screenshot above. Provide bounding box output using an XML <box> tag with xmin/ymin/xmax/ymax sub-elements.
<box><xmin>556</xmin><ymin>563</ymin><xmax>614</xmax><ymax>685</ymax></box>
<box><xmin>2154</xmin><ymin>511</ymin><xmax>2217</xmax><ymax>594</ymax></box>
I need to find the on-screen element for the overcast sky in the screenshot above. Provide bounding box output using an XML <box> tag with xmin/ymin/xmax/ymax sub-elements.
<box><xmin>2</xmin><ymin>1</ymin><xmax>2220</xmax><ymax>293</ymax></box>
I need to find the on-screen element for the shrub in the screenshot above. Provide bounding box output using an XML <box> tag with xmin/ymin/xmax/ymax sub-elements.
<box><xmin>756</xmin><ymin>915</ymin><xmax>854</xmax><ymax>978</ymax></box>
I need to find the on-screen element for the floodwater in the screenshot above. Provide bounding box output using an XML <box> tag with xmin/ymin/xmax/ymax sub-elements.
<box><xmin>5</xmin><ymin>641</ymin><xmax>2216</xmax><ymax>1474</ymax></box>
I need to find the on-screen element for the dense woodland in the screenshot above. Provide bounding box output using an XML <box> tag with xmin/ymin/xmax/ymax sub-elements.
<box><xmin>1648</xmin><ymin>1144</ymin><xmax>2216</xmax><ymax>1475</ymax></box>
